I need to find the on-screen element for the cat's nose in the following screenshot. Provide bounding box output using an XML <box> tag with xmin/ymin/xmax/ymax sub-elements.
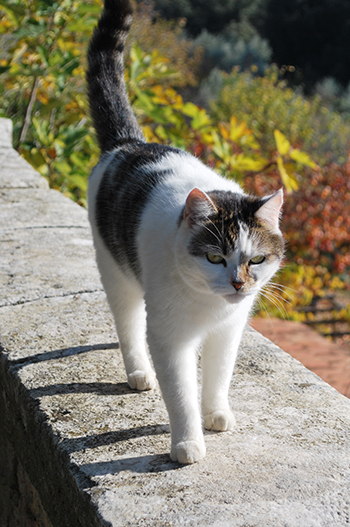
<box><xmin>230</xmin><ymin>281</ymin><xmax>245</xmax><ymax>291</ymax></box>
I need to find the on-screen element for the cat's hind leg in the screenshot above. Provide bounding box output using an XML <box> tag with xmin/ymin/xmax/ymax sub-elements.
<box><xmin>95</xmin><ymin>241</ymin><xmax>156</xmax><ymax>391</ymax></box>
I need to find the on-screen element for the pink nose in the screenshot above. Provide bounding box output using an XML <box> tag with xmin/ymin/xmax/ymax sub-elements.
<box><xmin>231</xmin><ymin>281</ymin><xmax>245</xmax><ymax>291</ymax></box>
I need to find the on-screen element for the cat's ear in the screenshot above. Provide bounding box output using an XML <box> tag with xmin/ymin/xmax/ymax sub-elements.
<box><xmin>184</xmin><ymin>188</ymin><xmax>217</xmax><ymax>227</ymax></box>
<box><xmin>255</xmin><ymin>188</ymin><xmax>283</xmax><ymax>232</ymax></box>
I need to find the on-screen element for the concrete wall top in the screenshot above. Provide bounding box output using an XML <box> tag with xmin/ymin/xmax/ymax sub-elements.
<box><xmin>1</xmin><ymin>117</ymin><xmax>350</xmax><ymax>527</ymax></box>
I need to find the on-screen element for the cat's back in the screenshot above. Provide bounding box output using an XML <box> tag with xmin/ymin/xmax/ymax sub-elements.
<box><xmin>88</xmin><ymin>142</ymin><xmax>242</xmax><ymax>279</ymax></box>
<box><xmin>139</xmin><ymin>148</ymin><xmax>242</xmax><ymax>236</ymax></box>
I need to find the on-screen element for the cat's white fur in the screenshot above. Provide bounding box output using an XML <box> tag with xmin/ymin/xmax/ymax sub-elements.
<box><xmin>88</xmin><ymin>150</ymin><xmax>282</xmax><ymax>464</ymax></box>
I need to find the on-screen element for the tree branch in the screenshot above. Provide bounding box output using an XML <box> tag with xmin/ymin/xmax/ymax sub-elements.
<box><xmin>19</xmin><ymin>76</ymin><xmax>40</xmax><ymax>144</ymax></box>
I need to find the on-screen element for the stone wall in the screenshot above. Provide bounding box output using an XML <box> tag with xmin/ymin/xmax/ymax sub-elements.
<box><xmin>1</xmin><ymin>118</ymin><xmax>350</xmax><ymax>527</ymax></box>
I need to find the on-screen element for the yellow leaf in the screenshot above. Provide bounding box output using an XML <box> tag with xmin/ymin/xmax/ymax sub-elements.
<box><xmin>182</xmin><ymin>102</ymin><xmax>200</xmax><ymax>117</ymax></box>
<box><xmin>230</xmin><ymin>121</ymin><xmax>251</xmax><ymax>143</ymax></box>
<box><xmin>218</xmin><ymin>122</ymin><xmax>230</xmax><ymax>140</ymax></box>
<box><xmin>201</xmin><ymin>132</ymin><xmax>214</xmax><ymax>145</ymax></box>
<box><xmin>276</xmin><ymin>156</ymin><xmax>299</xmax><ymax>193</ymax></box>
<box><xmin>290</xmin><ymin>149</ymin><xmax>317</xmax><ymax>168</ymax></box>
<box><xmin>230</xmin><ymin>154</ymin><xmax>268</xmax><ymax>173</ymax></box>
<box><xmin>241</xmin><ymin>134</ymin><xmax>260</xmax><ymax>150</ymax></box>
<box><xmin>230</xmin><ymin>116</ymin><xmax>238</xmax><ymax>128</ymax></box>
<box><xmin>274</xmin><ymin>130</ymin><xmax>291</xmax><ymax>156</ymax></box>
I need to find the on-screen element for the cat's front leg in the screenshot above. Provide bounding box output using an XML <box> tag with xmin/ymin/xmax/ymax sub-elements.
<box><xmin>201</xmin><ymin>323</ymin><xmax>244</xmax><ymax>432</ymax></box>
<box><xmin>147</xmin><ymin>327</ymin><xmax>206</xmax><ymax>464</ymax></box>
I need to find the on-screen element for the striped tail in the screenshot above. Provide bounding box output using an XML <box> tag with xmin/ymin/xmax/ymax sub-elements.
<box><xmin>87</xmin><ymin>0</ymin><xmax>145</xmax><ymax>153</ymax></box>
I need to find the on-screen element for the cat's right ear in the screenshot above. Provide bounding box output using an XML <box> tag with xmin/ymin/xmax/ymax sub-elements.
<box><xmin>184</xmin><ymin>188</ymin><xmax>217</xmax><ymax>228</ymax></box>
<box><xmin>255</xmin><ymin>188</ymin><xmax>283</xmax><ymax>232</ymax></box>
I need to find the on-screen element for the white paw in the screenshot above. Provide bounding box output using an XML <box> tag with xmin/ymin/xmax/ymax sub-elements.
<box><xmin>170</xmin><ymin>440</ymin><xmax>206</xmax><ymax>464</ymax></box>
<box><xmin>127</xmin><ymin>370</ymin><xmax>156</xmax><ymax>391</ymax></box>
<box><xmin>203</xmin><ymin>410</ymin><xmax>236</xmax><ymax>432</ymax></box>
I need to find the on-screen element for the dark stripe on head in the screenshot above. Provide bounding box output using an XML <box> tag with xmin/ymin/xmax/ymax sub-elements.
<box><xmin>188</xmin><ymin>190</ymin><xmax>284</xmax><ymax>259</ymax></box>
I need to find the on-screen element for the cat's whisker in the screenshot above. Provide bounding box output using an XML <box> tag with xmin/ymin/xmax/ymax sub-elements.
<box><xmin>262</xmin><ymin>285</ymin><xmax>289</xmax><ymax>305</ymax></box>
<box><xmin>261</xmin><ymin>286</ymin><xmax>287</xmax><ymax>307</ymax></box>
<box><xmin>259</xmin><ymin>294</ymin><xmax>286</xmax><ymax>320</ymax></box>
<box><xmin>268</xmin><ymin>282</ymin><xmax>298</xmax><ymax>295</ymax></box>
<box><xmin>267</xmin><ymin>282</ymin><xmax>295</xmax><ymax>294</ymax></box>
<box><xmin>207</xmin><ymin>216</ymin><xmax>223</xmax><ymax>241</ymax></box>
<box><xmin>263</xmin><ymin>282</ymin><xmax>295</xmax><ymax>303</ymax></box>
<box><xmin>259</xmin><ymin>289</ymin><xmax>289</xmax><ymax>320</ymax></box>
<box><xmin>264</xmin><ymin>281</ymin><xmax>297</xmax><ymax>299</ymax></box>
<box><xmin>255</xmin><ymin>296</ymin><xmax>272</xmax><ymax>324</ymax></box>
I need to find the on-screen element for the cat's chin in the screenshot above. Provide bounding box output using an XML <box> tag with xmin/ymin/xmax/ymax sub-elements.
<box><xmin>223</xmin><ymin>293</ymin><xmax>244</xmax><ymax>304</ymax></box>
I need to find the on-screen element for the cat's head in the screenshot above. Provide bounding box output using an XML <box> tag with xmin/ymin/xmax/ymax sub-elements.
<box><xmin>175</xmin><ymin>188</ymin><xmax>284</xmax><ymax>304</ymax></box>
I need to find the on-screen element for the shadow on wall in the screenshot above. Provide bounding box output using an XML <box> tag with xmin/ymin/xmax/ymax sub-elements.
<box><xmin>8</xmin><ymin>341</ymin><xmax>182</xmax><ymax>477</ymax></box>
<box><xmin>10</xmin><ymin>342</ymin><xmax>120</xmax><ymax>368</ymax></box>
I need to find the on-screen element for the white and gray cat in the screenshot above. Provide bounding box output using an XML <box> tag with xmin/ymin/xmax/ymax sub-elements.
<box><xmin>87</xmin><ymin>0</ymin><xmax>284</xmax><ymax>464</ymax></box>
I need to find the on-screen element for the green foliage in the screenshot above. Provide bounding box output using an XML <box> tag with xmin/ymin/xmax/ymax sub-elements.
<box><xmin>0</xmin><ymin>0</ymin><xmax>203</xmax><ymax>204</ymax></box>
<box><xmin>129</xmin><ymin>2</ymin><xmax>202</xmax><ymax>88</ymax></box>
<box><xmin>126</xmin><ymin>46</ymin><xmax>314</xmax><ymax>193</ymax></box>
<box><xmin>0</xmin><ymin>0</ymin><xmax>101</xmax><ymax>204</ymax></box>
<box><xmin>211</xmin><ymin>66</ymin><xmax>350</xmax><ymax>165</ymax></box>
<box><xmin>193</xmin><ymin>29</ymin><xmax>271</xmax><ymax>77</ymax></box>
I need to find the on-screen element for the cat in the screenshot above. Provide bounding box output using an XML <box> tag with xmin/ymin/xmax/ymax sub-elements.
<box><xmin>86</xmin><ymin>0</ymin><xmax>284</xmax><ymax>464</ymax></box>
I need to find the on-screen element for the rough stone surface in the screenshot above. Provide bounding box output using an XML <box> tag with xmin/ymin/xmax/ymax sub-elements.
<box><xmin>0</xmin><ymin>118</ymin><xmax>48</xmax><ymax>190</ymax></box>
<box><xmin>251</xmin><ymin>317</ymin><xmax>350</xmax><ymax>397</ymax></box>
<box><xmin>1</xmin><ymin>117</ymin><xmax>350</xmax><ymax>527</ymax></box>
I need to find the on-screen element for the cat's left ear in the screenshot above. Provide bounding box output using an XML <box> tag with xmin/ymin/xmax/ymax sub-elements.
<box><xmin>255</xmin><ymin>188</ymin><xmax>283</xmax><ymax>232</ymax></box>
<box><xmin>184</xmin><ymin>188</ymin><xmax>217</xmax><ymax>228</ymax></box>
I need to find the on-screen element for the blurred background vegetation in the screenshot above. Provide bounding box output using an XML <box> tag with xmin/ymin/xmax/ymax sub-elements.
<box><xmin>1</xmin><ymin>0</ymin><xmax>350</xmax><ymax>334</ymax></box>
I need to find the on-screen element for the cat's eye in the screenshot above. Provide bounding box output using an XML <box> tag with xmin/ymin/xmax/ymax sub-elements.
<box><xmin>249</xmin><ymin>255</ymin><xmax>266</xmax><ymax>265</ymax></box>
<box><xmin>207</xmin><ymin>253</ymin><xmax>225</xmax><ymax>265</ymax></box>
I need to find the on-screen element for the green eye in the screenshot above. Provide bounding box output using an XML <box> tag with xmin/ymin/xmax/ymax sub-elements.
<box><xmin>207</xmin><ymin>253</ymin><xmax>225</xmax><ymax>265</ymax></box>
<box><xmin>249</xmin><ymin>255</ymin><xmax>266</xmax><ymax>265</ymax></box>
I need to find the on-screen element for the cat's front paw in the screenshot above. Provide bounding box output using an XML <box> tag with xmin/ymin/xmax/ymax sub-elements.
<box><xmin>170</xmin><ymin>440</ymin><xmax>206</xmax><ymax>464</ymax></box>
<box><xmin>127</xmin><ymin>370</ymin><xmax>156</xmax><ymax>391</ymax></box>
<box><xmin>203</xmin><ymin>410</ymin><xmax>236</xmax><ymax>432</ymax></box>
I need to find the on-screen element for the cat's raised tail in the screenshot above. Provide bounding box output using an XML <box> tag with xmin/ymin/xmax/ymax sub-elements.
<box><xmin>87</xmin><ymin>0</ymin><xmax>144</xmax><ymax>153</ymax></box>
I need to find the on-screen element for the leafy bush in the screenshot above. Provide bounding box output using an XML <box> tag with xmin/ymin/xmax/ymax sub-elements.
<box><xmin>211</xmin><ymin>66</ymin><xmax>350</xmax><ymax>165</ymax></box>
<box><xmin>0</xmin><ymin>0</ymin><xmax>308</xmax><ymax>201</ymax></box>
<box><xmin>244</xmin><ymin>160</ymin><xmax>350</xmax><ymax>318</ymax></box>
<box><xmin>127</xmin><ymin>48</ymin><xmax>314</xmax><ymax>194</ymax></box>
<box><xmin>314</xmin><ymin>77</ymin><xmax>350</xmax><ymax>116</ymax></box>
<box><xmin>129</xmin><ymin>2</ymin><xmax>202</xmax><ymax>88</ymax></box>
<box><xmin>284</xmin><ymin>161</ymin><xmax>350</xmax><ymax>277</ymax></box>
<box><xmin>193</xmin><ymin>29</ymin><xmax>271</xmax><ymax>77</ymax></box>
<box><xmin>0</xmin><ymin>0</ymin><xmax>102</xmax><ymax>204</ymax></box>
<box><xmin>0</xmin><ymin>0</ymin><xmax>200</xmax><ymax>205</ymax></box>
